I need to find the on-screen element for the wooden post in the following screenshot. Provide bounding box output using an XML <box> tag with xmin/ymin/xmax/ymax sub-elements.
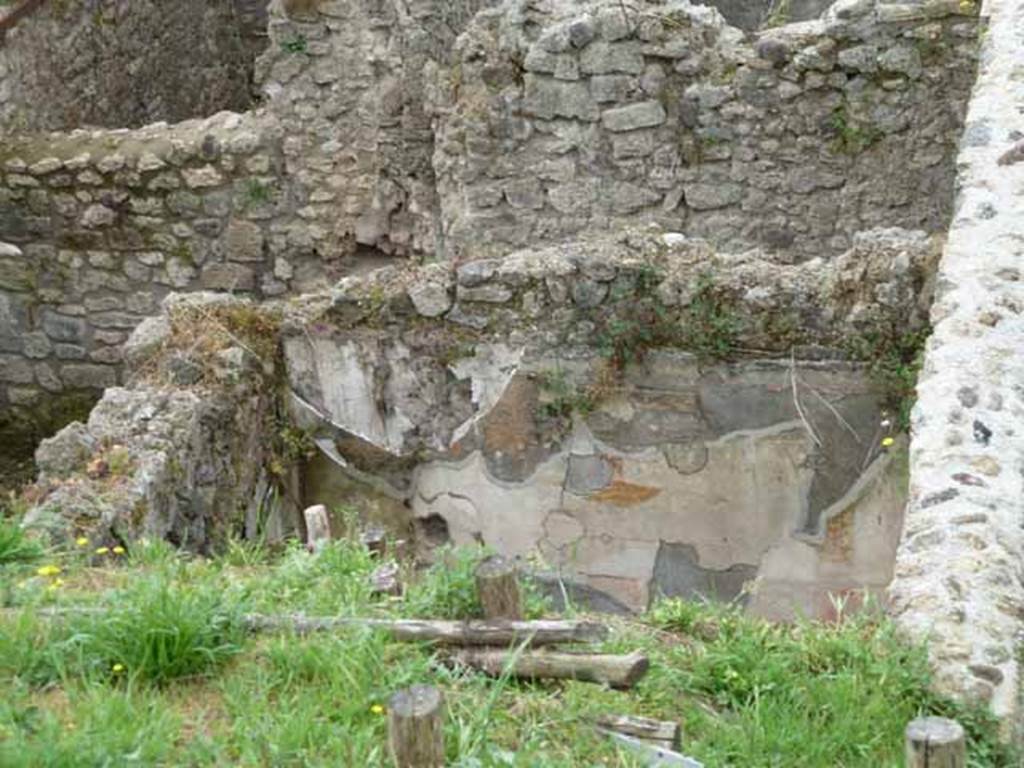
<box><xmin>905</xmin><ymin>717</ymin><xmax>966</xmax><ymax>768</ymax></box>
<box><xmin>388</xmin><ymin>685</ymin><xmax>445</xmax><ymax>768</ymax></box>
<box><xmin>474</xmin><ymin>555</ymin><xmax>523</xmax><ymax>620</ymax></box>
<box><xmin>361</xmin><ymin>526</ymin><xmax>387</xmax><ymax>558</ymax></box>
<box><xmin>303</xmin><ymin>504</ymin><xmax>331</xmax><ymax>552</ymax></box>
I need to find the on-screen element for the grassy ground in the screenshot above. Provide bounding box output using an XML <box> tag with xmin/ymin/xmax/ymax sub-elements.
<box><xmin>0</xmin><ymin>513</ymin><xmax>1016</xmax><ymax>767</ymax></box>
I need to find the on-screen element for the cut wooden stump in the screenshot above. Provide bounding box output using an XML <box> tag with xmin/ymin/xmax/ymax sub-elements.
<box><xmin>475</xmin><ymin>555</ymin><xmax>523</xmax><ymax>620</ymax></box>
<box><xmin>370</xmin><ymin>562</ymin><xmax>402</xmax><ymax>597</ymax></box>
<box><xmin>388</xmin><ymin>685</ymin><xmax>445</xmax><ymax>768</ymax></box>
<box><xmin>597</xmin><ymin>714</ymin><xmax>681</xmax><ymax>751</ymax></box>
<box><xmin>905</xmin><ymin>717</ymin><xmax>965</xmax><ymax>768</ymax></box>
<box><xmin>303</xmin><ymin>504</ymin><xmax>331</xmax><ymax>552</ymax></box>
<box><xmin>361</xmin><ymin>526</ymin><xmax>387</xmax><ymax>558</ymax></box>
<box><xmin>450</xmin><ymin>648</ymin><xmax>649</xmax><ymax>689</ymax></box>
<box><xmin>240</xmin><ymin>615</ymin><xmax>609</xmax><ymax>646</ymax></box>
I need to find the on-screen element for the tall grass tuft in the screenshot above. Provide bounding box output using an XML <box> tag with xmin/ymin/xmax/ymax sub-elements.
<box><xmin>67</xmin><ymin>575</ymin><xmax>246</xmax><ymax>685</ymax></box>
<box><xmin>0</xmin><ymin>517</ymin><xmax>43</xmax><ymax>565</ymax></box>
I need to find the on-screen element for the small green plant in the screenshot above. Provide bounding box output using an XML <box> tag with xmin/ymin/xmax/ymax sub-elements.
<box><xmin>0</xmin><ymin>518</ymin><xmax>42</xmax><ymax>566</ymax></box>
<box><xmin>765</xmin><ymin>0</ymin><xmax>791</xmax><ymax>27</ymax></box>
<box><xmin>65</xmin><ymin>575</ymin><xmax>245</xmax><ymax>685</ymax></box>
<box><xmin>830</xmin><ymin>105</ymin><xmax>883</xmax><ymax>155</ymax></box>
<box><xmin>679</xmin><ymin>272</ymin><xmax>740</xmax><ymax>361</ymax></box>
<box><xmin>281</xmin><ymin>34</ymin><xmax>308</xmax><ymax>54</ymax></box>
<box><xmin>536</xmin><ymin>369</ymin><xmax>596</xmax><ymax>420</ymax></box>
<box><xmin>244</xmin><ymin>178</ymin><xmax>273</xmax><ymax>207</ymax></box>
<box><xmin>846</xmin><ymin>326</ymin><xmax>929</xmax><ymax>431</ymax></box>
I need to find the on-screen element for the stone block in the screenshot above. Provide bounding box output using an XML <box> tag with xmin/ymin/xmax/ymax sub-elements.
<box><xmin>0</xmin><ymin>356</ymin><xmax>34</xmax><ymax>384</ymax></box>
<box><xmin>61</xmin><ymin>363</ymin><xmax>118</xmax><ymax>390</ymax></box>
<box><xmin>182</xmin><ymin>166</ymin><xmax>224</xmax><ymax>189</ymax></box>
<box><xmin>227</xmin><ymin>220</ymin><xmax>266</xmax><ymax>262</ymax></box>
<box><xmin>580</xmin><ymin>42</ymin><xmax>644</xmax><ymax>74</ymax></box>
<box><xmin>601</xmin><ymin>101</ymin><xmax>667</xmax><ymax>132</ymax></box>
<box><xmin>523</xmin><ymin>75</ymin><xmax>599</xmax><ymax>121</ymax></box>
<box><xmin>201</xmin><ymin>263</ymin><xmax>256</xmax><ymax>291</ymax></box>
<box><xmin>42</xmin><ymin>310</ymin><xmax>87</xmax><ymax>343</ymax></box>
<box><xmin>683</xmin><ymin>182</ymin><xmax>743</xmax><ymax>211</ymax></box>
<box><xmin>590</xmin><ymin>74</ymin><xmax>634</xmax><ymax>103</ymax></box>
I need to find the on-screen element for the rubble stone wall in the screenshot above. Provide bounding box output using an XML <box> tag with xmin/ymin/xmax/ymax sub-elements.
<box><xmin>889</xmin><ymin>0</ymin><xmax>1024</xmax><ymax>728</ymax></box>
<box><xmin>0</xmin><ymin>112</ymin><xmax>322</xmax><ymax>415</ymax></box>
<box><xmin>432</xmin><ymin>0</ymin><xmax>980</xmax><ymax>261</ymax></box>
<box><xmin>0</xmin><ymin>0</ymin><xmax>264</xmax><ymax>133</ymax></box>
<box><xmin>254</xmin><ymin>0</ymin><xmax>494</xmax><ymax>259</ymax></box>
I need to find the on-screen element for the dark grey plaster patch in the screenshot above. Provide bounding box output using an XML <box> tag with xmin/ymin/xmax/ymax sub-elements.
<box><xmin>565</xmin><ymin>453</ymin><xmax>614</xmax><ymax>495</ymax></box>
<box><xmin>651</xmin><ymin>541</ymin><xmax>757</xmax><ymax>605</ymax></box>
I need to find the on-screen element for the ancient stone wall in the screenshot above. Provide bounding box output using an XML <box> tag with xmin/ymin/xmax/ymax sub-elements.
<box><xmin>0</xmin><ymin>112</ymin><xmax>327</xmax><ymax>419</ymax></box>
<box><xmin>431</xmin><ymin>0</ymin><xmax>979</xmax><ymax>261</ymax></box>
<box><xmin>23</xmin><ymin>292</ymin><xmax>298</xmax><ymax>552</ymax></box>
<box><xmin>889</xmin><ymin>0</ymin><xmax>1024</xmax><ymax>728</ymax></box>
<box><xmin>254</xmin><ymin>0</ymin><xmax>493</xmax><ymax>258</ymax></box>
<box><xmin>280</xmin><ymin>226</ymin><xmax>935</xmax><ymax>616</ymax></box>
<box><xmin>0</xmin><ymin>0</ymin><xmax>263</xmax><ymax>133</ymax></box>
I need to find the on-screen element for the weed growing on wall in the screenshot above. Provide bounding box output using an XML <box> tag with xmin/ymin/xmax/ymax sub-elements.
<box><xmin>830</xmin><ymin>105</ymin><xmax>883</xmax><ymax>155</ymax></box>
<box><xmin>845</xmin><ymin>325</ymin><xmax>930</xmax><ymax>431</ymax></box>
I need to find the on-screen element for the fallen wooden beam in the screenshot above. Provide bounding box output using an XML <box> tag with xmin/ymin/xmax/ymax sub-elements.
<box><xmin>25</xmin><ymin>608</ymin><xmax>609</xmax><ymax>647</ymax></box>
<box><xmin>599</xmin><ymin>728</ymin><xmax>704</xmax><ymax>767</ymax></box>
<box><xmin>449</xmin><ymin>648</ymin><xmax>649</xmax><ymax>689</ymax></box>
<box><xmin>241</xmin><ymin>614</ymin><xmax>609</xmax><ymax>646</ymax></box>
<box><xmin>597</xmin><ymin>714</ymin><xmax>681</xmax><ymax>751</ymax></box>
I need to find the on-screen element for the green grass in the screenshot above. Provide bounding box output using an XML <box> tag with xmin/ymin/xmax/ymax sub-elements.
<box><xmin>0</xmin><ymin>535</ymin><xmax>1015</xmax><ymax>766</ymax></box>
<box><xmin>0</xmin><ymin>516</ymin><xmax>43</xmax><ymax>566</ymax></box>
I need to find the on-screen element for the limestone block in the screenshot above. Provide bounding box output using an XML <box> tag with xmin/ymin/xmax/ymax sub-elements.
<box><xmin>200</xmin><ymin>263</ymin><xmax>256</xmax><ymax>291</ymax></box>
<box><xmin>523</xmin><ymin>75</ymin><xmax>599</xmax><ymax>121</ymax></box>
<box><xmin>227</xmin><ymin>220</ymin><xmax>266</xmax><ymax>262</ymax></box>
<box><xmin>580</xmin><ymin>42</ymin><xmax>645</xmax><ymax>75</ymax></box>
<box><xmin>60</xmin><ymin>363</ymin><xmax>117</xmax><ymax>390</ymax></box>
<box><xmin>601</xmin><ymin>101</ymin><xmax>667</xmax><ymax>132</ymax></box>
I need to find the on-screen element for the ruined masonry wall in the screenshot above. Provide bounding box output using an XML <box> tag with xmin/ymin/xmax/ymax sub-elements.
<box><xmin>889</xmin><ymin>0</ymin><xmax>1024</xmax><ymax>727</ymax></box>
<box><xmin>255</xmin><ymin>0</ymin><xmax>493</xmax><ymax>258</ymax></box>
<box><xmin>0</xmin><ymin>0</ymin><xmax>263</xmax><ymax>133</ymax></box>
<box><xmin>0</xmin><ymin>112</ymin><xmax>318</xmax><ymax>410</ymax></box>
<box><xmin>434</xmin><ymin>0</ymin><xmax>979</xmax><ymax>261</ymax></box>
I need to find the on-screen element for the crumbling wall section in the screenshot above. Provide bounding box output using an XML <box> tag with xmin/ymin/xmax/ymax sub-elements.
<box><xmin>0</xmin><ymin>0</ymin><xmax>262</xmax><ymax>133</ymax></box>
<box><xmin>431</xmin><ymin>0</ymin><xmax>979</xmax><ymax>261</ymax></box>
<box><xmin>889</xmin><ymin>0</ymin><xmax>1024</xmax><ymax>727</ymax></box>
<box><xmin>254</xmin><ymin>0</ymin><xmax>494</xmax><ymax>258</ymax></box>
<box><xmin>280</xmin><ymin>226</ymin><xmax>935</xmax><ymax>615</ymax></box>
<box><xmin>22</xmin><ymin>293</ymin><xmax>297</xmax><ymax>552</ymax></box>
<box><xmin>0</xmin><ymin>112</ymin><xmax>323</xmax><ymax>421</ymax></box>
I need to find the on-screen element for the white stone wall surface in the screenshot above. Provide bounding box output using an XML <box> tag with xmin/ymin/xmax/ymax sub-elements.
<box><xmin>889</xmin><ymin>0</ymin><xmax>1024</xmax><ymax>727</ymax></box>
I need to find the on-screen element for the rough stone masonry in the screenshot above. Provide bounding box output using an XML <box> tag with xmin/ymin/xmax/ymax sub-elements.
<box><xmin>5</xmin><ymin>0</ymin><xmax>1024</xmax><ymax>733</ymax></box>
<box><xmin>888</xmin><ymin>0</ymin><xmax>1024</xmax><ymax>729</ymax></box>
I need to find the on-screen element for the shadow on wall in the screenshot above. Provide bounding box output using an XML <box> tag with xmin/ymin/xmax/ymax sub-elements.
<box><xmin>695</xmin><ymin>0</ymin><xmax>836</xmax><ymax>30</ymax></box>
<box><xmin>0</xmin><ymin>0</ymin><xmax>272</xmax><ymax>132</ymax></box>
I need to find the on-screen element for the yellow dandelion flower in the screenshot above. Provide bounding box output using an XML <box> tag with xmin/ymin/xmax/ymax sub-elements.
<box><xmin>112</xmin><ymin>663</ymin><xmax>125</xmax><ymax>673</ymax></box>
<box><xmin>75</xmin><ymin>537</ymin><xmax>89</xmax><ymax>547</ymax></box>
<box><xmin>95</xmin><ymin>547</ymin><xmax>110</xmax><ymax>555</ymax></box>
<box><xmin>370</xmin><ymin>704</ymin><xmax>385</xmax><ymax>715</ymax></box>
<box><xmin>46</xmin><ymin>579</ymin><xmax>64</xmax><ymax>592</ymax></box>
<box><xmin>112</xmin><ymin>546</ymin><xmax>125</xmax><ymax>554</ymax></box>
<box><xmin>881</xmin><ymin>437</ymin><xmax>895</xmax><ymax>448</ymax></box>
<box><xmin>36</xmin><ymin>565</ymin><xmax>62</xmax><ymax>577</ymax></box>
